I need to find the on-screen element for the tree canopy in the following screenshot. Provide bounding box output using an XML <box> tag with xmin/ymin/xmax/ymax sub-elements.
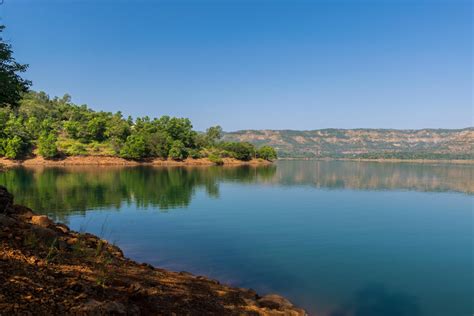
<box><xmin>0</xmin><ymin>25</ymin><xmax>31</xmax><ymax>108</ymax></box>
<box><xmin>0</xmin><ymin>91</ymin><xmax>277</xmax><ymax>162</ymax></box>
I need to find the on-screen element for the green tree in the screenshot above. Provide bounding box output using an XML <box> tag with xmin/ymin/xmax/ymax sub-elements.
<box><xmin>86</xmin><ymin>116</ymin><xmax>107</xmax><ymax>142</ymax></box>
<box><xmin>205</xmin><ymin>125</ymin><xmax>223</xmax><ymax>145</ymax></box>
<box><xmin>38</xmin><ymin>132</ymin><xmax>59</xmax><ymax>159</ymax></box>
<box><xmin>105</xmin><ymin>112</ymin><xmax>131</xmax><ymax>141</ymax></box>
<box><xmin>257</xmin><ymin>146</ymin><xmax>277</xmax><ymax>161</ymax></box>
<box><xmin>169</xmin><ymin>140</ymin><xmax>186</xmax><ymax>160</ymax></box>
<box><xmin>219</xmin><ymin>142</ymin><xmax>255</xmax><ymax>161</ymax></box>
<box><xmin>120</xmin><ymin>134</ymin><xmax>147</xmax><ymax>160</ymax></box>
<box><xmin>63</xmin><ymin>121</ymin><xmax>80</xmax><ymax>139</ymax></box>
<box><xmin>0</xmin><ymin>25</ymin><xmax>31</xmax><ymax>108</ymax></box>
<box><xmin>148</xmin><ymin>131</ymin><xmax>171</xmax><ymax>158</ymax></box>
<box><xmin>4</xmin><ymin>136</ymin><xmax>26</xmax><ymax>159</ymax></box>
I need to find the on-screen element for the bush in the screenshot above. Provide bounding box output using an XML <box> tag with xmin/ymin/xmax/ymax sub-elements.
<box><xmin>38</xmin><ymin>133</ymin><xmax>58</xmax><ymax>159</ymax></box>
<box><xmin>188</xmin><ymin>149</ymin><xmax>202</xmax><ymax>159</ymax></box>
<box><xmin>64</xmin><ymin>143</ymin><xmax>87</xmax><ymax>156</ymax></box>
<box><xmin>120</xmin><ymin>134</ymin><xmax>148</xmax><ymax>160</ymax></box>
<box><xmin>256</xmin><ymin>146</ymin><xmax>277</xmax><ymax>161</ymax></box>
<box><xmin>219</xmin><ymin>142</ymin><xmax>255</xmax><ymax>161</ymax></box>
<box><xmin>168</xmin><ymin>140</ymin><xmax>186</xmax><ymax>161</ymax></box>
<box><xmin>4</xmin><ymin>136</ymin><xmax>26</xmax><ymax>159</ymax></box>
<box><xmin>208</xmin><ymin>153</ymin><xmax>223</xmax><ymax>165</ymax></box>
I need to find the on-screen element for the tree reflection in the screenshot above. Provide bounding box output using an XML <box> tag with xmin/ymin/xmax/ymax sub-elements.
<box><xmin>0</xmin><ymin>165</ymin><xmax>276</xmax><ymax>219</ymax></box>
<box><xmin>0</xmin><ymin>161</ymin><xmax>471</xmax><ymax>221</ymax></box>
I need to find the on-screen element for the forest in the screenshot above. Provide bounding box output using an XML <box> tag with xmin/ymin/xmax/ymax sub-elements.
<box><xmin>0</xmin><ymin>91</ymin><xmax>277</xmax><ymax>162</ymax></box>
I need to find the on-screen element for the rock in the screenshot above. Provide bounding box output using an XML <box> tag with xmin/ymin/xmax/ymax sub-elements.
<box><xmin>0</xmin><ymin>214</ymin><xmax>16</xmax><ymax>227</ymax></box>
<box><xmin>55</xmin><ymin>223</ymin><xmax>70</xmax><ymax>234</ymax></box>
<box><xmin>66</xmin><ymin>237</ymin><xmax>78</xmax><ymax>246</ymax></box>
<box><xmin>12</xmin><ymin>205</ymin><xmax>36</xmax><ymax>219</ymax></box>
<box><xmin>31</xmin><ymin>215</ymin><xmax>53</xmax><ymax>228</ymax></box>
<box><xmin>30</xmin><ymin>226</ymin><xmax>58</xmax><ymax>241</ymax></box>
<box><xmin>258</xmin><ymin>294</ymin><xmax>294</xmax><ymax>310</ymax></box>
<box><xmin>0</xmin><ymin>186</ymin><xmax>13</xmax><ymax>213</ymax></box>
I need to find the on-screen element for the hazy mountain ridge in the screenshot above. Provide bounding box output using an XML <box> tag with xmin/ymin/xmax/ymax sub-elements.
<box><xmin>223</xmin><ymin>128</ymin><xmax>474</xmax><ymax>159</ymax></box>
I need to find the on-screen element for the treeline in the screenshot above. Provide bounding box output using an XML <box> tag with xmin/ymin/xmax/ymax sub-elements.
<box><xmin>0</xmin><ymin>91</ymin><xmax>277</xmax><ymax>162</ymax></box>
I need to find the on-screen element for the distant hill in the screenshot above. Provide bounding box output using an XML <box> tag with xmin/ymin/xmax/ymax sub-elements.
<box><xmin>223</xmin><ymin>128</ymin><xmax>474</xmax><ymax>159</ymax></box>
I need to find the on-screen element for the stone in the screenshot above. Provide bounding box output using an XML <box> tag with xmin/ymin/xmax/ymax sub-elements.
<box><xmin>31</xmin><ymin>215</ymin><xmax>53</xmax><ymax>228</ymax></box>
<box><xmin>30</xmin><ymin>226</ymin><xmax>58</xmax><ymax>241</ymax></box>
<box><xmin>0</xmin><ymin>214</ymin><xmax>16</xmax><ymax>227</ymax></box>
<box><xmin>55</xmin><ymin>223</ymin><xmax>70</xmax><ymax>234</ymax></box>
<box><xmin>258</xmin><ymin>294</ymin><xmax>294</xmax><ymax>310</ymax></box>
<box><xmin>12</xmin><ymin>205</ymin><xmax>35</xmax><ymax>219</ymax></box>
<box><xmin>0</xmin><ymin>186</ymin><xmax>13</xmax><ymax>213</ymax></box>
<box><xmin>66</xmin><ymin>237</ymin><xmax>78</xmax><ymax>245</ymax></box>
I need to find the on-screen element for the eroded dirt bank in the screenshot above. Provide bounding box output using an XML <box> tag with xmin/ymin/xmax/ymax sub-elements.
<box><xmin>0</xmin><ymin>156</ymin><xmax>272</xmax><ymax>167</ymax></box>
<box><xmin>0</xmin><ymin>186</ymin><xmax>305</xmax><ymax>315</ymax></box>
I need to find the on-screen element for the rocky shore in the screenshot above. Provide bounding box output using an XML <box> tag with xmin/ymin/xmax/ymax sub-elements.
<box><xmin>0</xmin><ymin>186</ymin><xmax>304</xmax><ymax>315</ymax></box>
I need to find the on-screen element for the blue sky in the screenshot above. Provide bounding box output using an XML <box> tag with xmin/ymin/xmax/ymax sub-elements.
<box><xmin>1</xmin><ymin>0</ymin><xmax>472</xmax><ymax>131</ymax></box>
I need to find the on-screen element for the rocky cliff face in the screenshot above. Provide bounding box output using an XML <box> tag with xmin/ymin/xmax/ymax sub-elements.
<box><xmin>223</xmin><ymin>128</ymin><xmax>474</xmax><ymax>159</ymax></box>
<box><xmin>0</xmin><ymin>186</ymin><xmax>306</xmax><ymax>315</ymax></box>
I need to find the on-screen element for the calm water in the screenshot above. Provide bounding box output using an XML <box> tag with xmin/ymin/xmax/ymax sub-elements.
<box><xmin>1</xmin><ymin>161</ymin><xmax>472</xmax><ymax>316</ymax></box>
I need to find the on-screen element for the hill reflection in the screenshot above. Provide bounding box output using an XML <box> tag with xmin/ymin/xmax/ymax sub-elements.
<box><xmin>272</xmin><ymin>161</ymin><xmax>473</xmax><ymax>194</ymax></box>
<box><xmin>0</xmin><ymin>161</ymin><xmax>471</xmax><ymax>219</ymax></box>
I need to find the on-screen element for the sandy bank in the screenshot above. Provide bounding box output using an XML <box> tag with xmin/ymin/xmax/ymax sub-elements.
<box><xmin>0</xmin><ymin>156</ymin><xmax>272</xmax><ymax>167</ymax></box>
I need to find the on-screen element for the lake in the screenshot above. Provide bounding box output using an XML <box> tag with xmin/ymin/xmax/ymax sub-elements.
<box><xmin>1</xmin><ymin>160</ymin><xmax>472</xmax><ymax>316</ymax></box>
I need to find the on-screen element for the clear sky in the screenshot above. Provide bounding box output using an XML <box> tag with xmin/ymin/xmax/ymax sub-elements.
<box><xmin>1</xmin><ymin>0</ymin><xmax>472</xmax><ymax>131</ymax></box>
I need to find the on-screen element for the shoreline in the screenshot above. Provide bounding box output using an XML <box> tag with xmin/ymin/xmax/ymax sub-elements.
<box><xmin>1</xmin><ymin>155</ymin><xmax>472</xmax><ymax>168</ymax></box>
<box><xmin>0</xmin><ymin>186</ymin><xmax>305</xmax><ymax>315</ymax></box>
<box><xmin>0</xmin><ymin>156</ymin><xmax>272</xmax><ymax>167</ymax></box>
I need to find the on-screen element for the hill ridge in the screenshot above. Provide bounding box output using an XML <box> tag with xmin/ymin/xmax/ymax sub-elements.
<box><xmin>223</xmin><ymin>128</ymin><xmax>473</xmax><ymax>159</ymax></box>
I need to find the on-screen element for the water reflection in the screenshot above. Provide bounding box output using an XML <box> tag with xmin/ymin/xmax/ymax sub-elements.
<box><xmin>0</xmin><ymin>161</ymin><xmax>471</xmax><ymax>220</ymax></box>
<box><xmin>274</xmin><ymin>160</ymin><xmax>473</xmax><ymax>194</ymax></box>
<box><xmin>0</xmin><ymin>165</ymin><xmax>276</xmax><ymax>219</ymax></box>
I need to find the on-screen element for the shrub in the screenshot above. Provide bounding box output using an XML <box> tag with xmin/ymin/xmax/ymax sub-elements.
<box><xmin>120</xmin><ymin>134</ymin><xmax>148</xmax><ymax>160</ymax></box>
<box><xmin>168</xmin><ymin>140</ymin><xmax>186</xmax><ymax>161</ymax></box>
<box><xmin>38</xmin><ymin>133</ymin><xmax>58</xmax><ymax>159</ymax></box>
<box><xmin>219</xmin><ymin>142</ymin><xmax>255</xmax><ymax>161</ymax></box>
<box><xmin>64</xmin><ymin>143</ymin><xmax>87</xmax><ymax>156</ymax></box>
<box><xmin>208</xmin><ymin>153</ymin><xmax>223</xmax><ymax>165</ymax></box>
<box><xmin>4</xmin><ymin>136</ymin><xmax>26</xmax><ymax>159</ymax></box>
<box><xmin>188</xmin><ymin>149</ymin><xmax>202</xmax><ymax>159</ymax></box>
<box><xmin>256</xmin><ymin>146</ymin><xmax>277</xmax><ymax>161</ymax></box>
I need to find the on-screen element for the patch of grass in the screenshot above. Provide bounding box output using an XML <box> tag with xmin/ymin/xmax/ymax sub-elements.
<box><xmin>45</xmin><ymin>238</ymin><xmax>59</xmax><ymax>264</ymax></box>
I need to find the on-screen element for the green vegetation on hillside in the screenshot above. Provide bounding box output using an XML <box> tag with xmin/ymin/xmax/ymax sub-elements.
<box><xmin>0</xmin><ymin>91</ymin><xmax>277</xmax><ymax>162</ymax></box>
<box><xmin>0</xmin><ymin>24</ymin><xmax>276</xmax><ymax>162</ymax></box>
